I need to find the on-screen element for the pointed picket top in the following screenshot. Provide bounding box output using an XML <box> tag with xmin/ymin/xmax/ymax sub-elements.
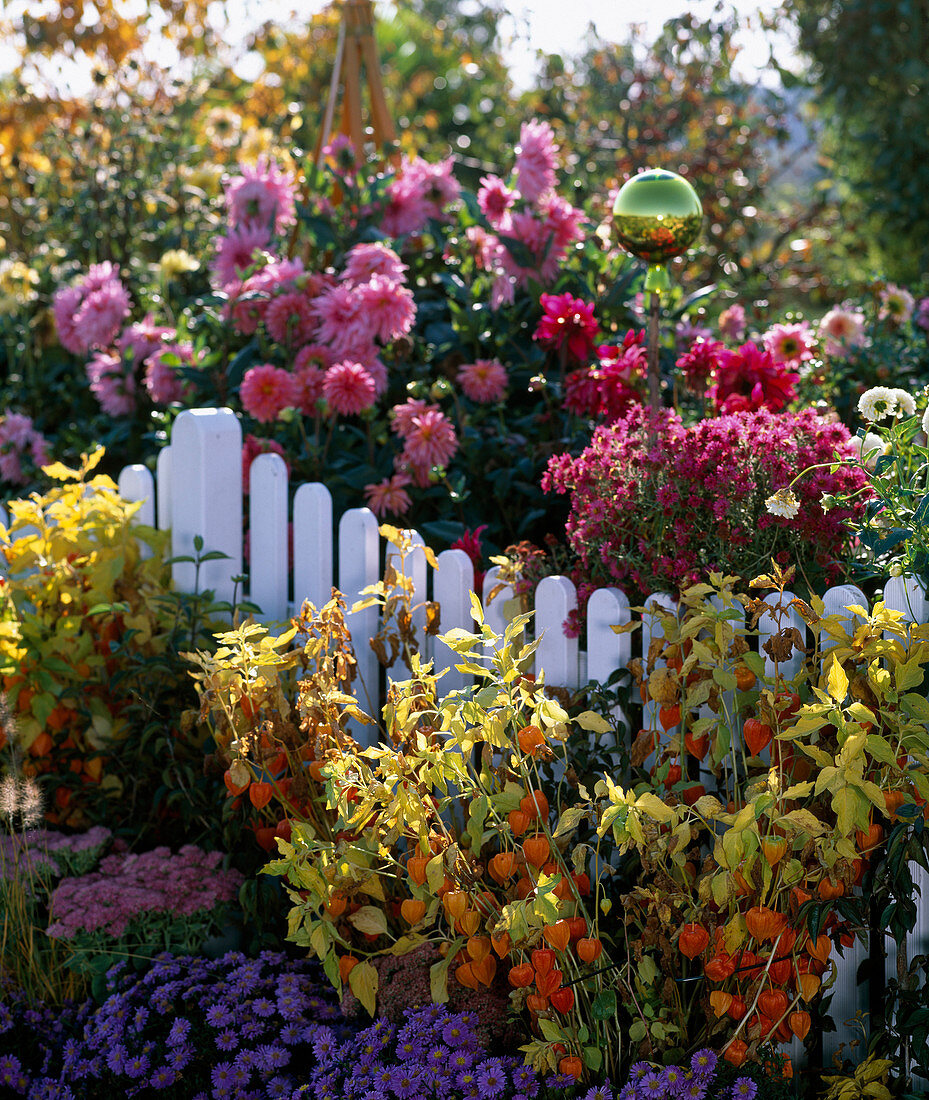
<box><xmin>883</xmin><ymin>574</ymin><xmax>929</xmax><ymax>625</ymax></box>
<box><xmin>432</xmin><ymin>548</ymin><xmax>474</xmax><ymax>695</ymax></box>
<box><xmin>248</xmin><ymin>452</ymin><xmax>289</xmax><ymax>625</ymax></box>
<box><xmin>534</xmin><ymin>575</ymin><xmax>579</xmax><ymax>689</ymax></box>
<box><xmin>293</xmin><ymin>482</ymin><xmax>334</xmax><ymax>616</ymax></box>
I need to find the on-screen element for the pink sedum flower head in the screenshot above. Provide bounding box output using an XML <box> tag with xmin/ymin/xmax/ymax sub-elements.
<box><xmin>763</xmin><ymin>321</ymin><xmax>817</xmax><ymax>363</ymax></box>
<box><xmin>322</xmin><ymin>361</ymin><xmax>377</xmax><ymax>415</ymax></box>
<box><xmin>818</xmin><ymin>306</ymin><xmax>867</xmax><ymax>357</ymax></box>
<box><xmin>144</xmin><ymin>343</ymin><xmax>196</xmax><ymax>405</ymax></box>
<box><xmin>535</xmin><ymin>292</ymin><xmax>599</xmax><ymax>363</ymax></box>
<box><xmin>879</xmin><ymin>283</ymin><xmax>915</xmax><ymax>324</ymax></box>
<box><xmin>718</xmin><ymin>302</ymin><xmax>747</xmax><ymax>342</ymax></box>
<box><xmin>342</xmin><ymin>242</ymin><xmax>407</xmax><ymax>286</ymax></box>
<box><xmin>239</xmin><ymin>363</ymin><xmax>297</xmax><ymax>423</ymax></box>
<box><xmin>477</xmin><ymin>174</ymin><xmax>516</xmax><ymax>227</ymax></box>
<box><xmin>87</xmin><ymin>350</ymin><xmax>136</xmax><ymax>416</ymax></box>
<box><xmin>357</xmin><ymin>274</ymin><xmax>416</xmax><ymax>343</ymax></box>
<box><xmin>514</xmin><ymin>119</ymin><xmax>559</xmax><ymax>203</ymax></box>
<box><xmin>224</xmin><ymin>155</ymin><xmax>297</xmax><ymax>234</ymax></box>
<box><xmin>457</xmin><ymin>359</ymin><xmax>508</xmax><ymax>403</ymax></box>
<box><xmin>265</xmin><ymin>291</ymin><xmax>317</xmax><ymax>347</ymax></box>
<box><xmin>211</xmin><ymin>223</ymin><xmax>273</xmax><ymax>288</ymax></box>
<box><xmin>53</xmin><ymin>263</ymin><xmax>130</xmax><ymax>354</ymax></box>
<box><xmin>364</xmin><ymin>473</ymin><xmax>412</xmax><ymax>517</ymax></box>
<box><xmin>400</xmin><ymin>407</ymin><xmax>458</xmax><ymax>470</ymax></box>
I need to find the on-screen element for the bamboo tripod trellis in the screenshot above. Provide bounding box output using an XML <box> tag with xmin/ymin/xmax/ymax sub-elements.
<box><xmin>314</xmin><ymin>0</ymin><xmax>398</xmax><ymax>170</ymax></box>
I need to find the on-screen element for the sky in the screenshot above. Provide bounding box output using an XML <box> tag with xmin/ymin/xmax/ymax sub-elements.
<box><xmin>1</xmin><ymin>0</ymin><xmax>795</xmax><ymax>94</ymax></box>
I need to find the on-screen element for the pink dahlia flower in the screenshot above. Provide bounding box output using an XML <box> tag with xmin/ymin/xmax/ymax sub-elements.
<box><xmin>119</xmin><ymin>315</ymin><xmax>175</xmax><ymax>369</ymax></box>
<box><xmin>710</xmin><ymin>341</ymin><xmax>799</xmax><ymax>414</ymax></box>
<box><xmin>514</xmin><ymin>120</ymin><xmax>558</xmax><ymax>203</ymax></box>
<box><xmin>265</xmin><ymin>291</ymin><xmax>317</xmax><ymax>347</ymax></box>
<box><xmin>818</xmin><ymin>307</ymin><xmax>867</xmax><ymax>357</ymax></box>
<box><xmin>879</xmin><ymin>283</ymin><xmax>915</xmax><ymax>324</ymax></box>
<box><xmin>357</xmin><ymin>274</ymin><xmax>415</xmax><ymax>343</ymax></box>
<box><xmin>763</xmin><ymin>321</ymin><xmax>817</xmax><ymax>363</ymax></box>
<box><xmin>400</xmin><ymin>408</ymin><xmax>458</xmax><ymax>469</ymax></box>
<box><xmin>292</xmin><ymin>366</ymin><xmax>325</xmax><ymax>415</ymax></box>
<box><xmin>0</xmin><ymin>414</ymin><xmax>49</xmax><ymax>485</ymax></box>
<box><xmin>718</xmin><ymin>303</ymin><xmax>746</xmax><ymax>342</ymax></box>
<box><xmin>211</xmin><ymin>224</ymin><xmax>273</xmax><ymax>288</ymax></box>
<box><xmin>391</xmin><ymin>398</ymin><xmax>437</xmax><ymax>438</ymax></box>
<box><xmin>342</xmin><ymin>242</ymin><xmax>407</xmax><ymax>286</ymax></box>
<box><xmin>477</xmin><ymin>174</ymin><xmax>516</xmax><ymax>227</ymax></box>
<box><xmin>53</xmin><ymin>264</ymin><xmax>131</xmax><ymax>354</ymax></box>
<box><xmin>224</xmin><ymin>155</ymin><xmax>297</xmax><ymax>234</ymax></box>
<box><xmin>457</xmin><ymin>359</ymin><xmax>508</xmax><ymax>403</ymax></box>
<box><xmin>364</xmin><ymin>473</ymin><xmax>412</xmax><ymax>518</ymax></box>
<box><xmin>313</xmin><ymin>283</ymin><xmax>375</xmax><ymax>357</ymax></box>
<box><xmin>534</xmin><ymin>292</ymin><xmax>599</xmax><ymax>363</ymax></box>
<box><xmin>87</xmin><ymin>350</ymin><xmax>136</xmax><ymax>416</ymax></box>
<box><xmin>322</xmin><ymin>361</ymin><xmax>377</xmax><ymax>416</ymax></box>
<box><xmin>239</xmin><ymin>363</ymin><xmax>297</xmax><ymax>423</ymax></box>
<box><xmin>144</xmin><ymin>343</ymin><xmax>195</xmax><ymax>405</ymax></box>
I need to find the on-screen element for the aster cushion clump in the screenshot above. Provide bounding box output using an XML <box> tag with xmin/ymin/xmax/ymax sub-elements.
<box><xmin>543</xmin><ymin>405</ymin><xmax>868</xmax><ymax>598</ymax></box>
<box><xmin>5</xmin><ymin>951</ymin><xmax>349</xmax><ymax>1098</ymax></box>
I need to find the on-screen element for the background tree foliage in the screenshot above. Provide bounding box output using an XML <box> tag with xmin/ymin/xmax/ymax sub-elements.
<box><xmin>777</xmin><ymin>0</ymin><xmax>929</xmax><ymax>284</ymax></box>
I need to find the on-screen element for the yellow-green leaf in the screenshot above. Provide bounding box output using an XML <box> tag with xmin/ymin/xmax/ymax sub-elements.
<box><xmin>348</xmin><ymin>960</ymin><xmax>378</xmax><ymax>1015</ymax></box>
<box><xmin>827</xmin><ymin>658</ymin><xmax>849</xmax><ymax>704</ymax></box>
<box><xmin>348</xmin><ymin>906</ymin><xmax>389</xmax><ymax>937</ymax></box>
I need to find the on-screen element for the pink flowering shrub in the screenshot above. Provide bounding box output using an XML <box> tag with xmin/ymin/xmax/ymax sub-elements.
<box><xmin>0</xmin><ymin>414</ymin><xmax>49</xmax><ymax>486</ymax></box>
<box><xmin>46</xmin><ymin>844</ymin><xmax>243</xmax><ymax>953</ymax></box>
<box><xmin>543</xmin><ymin>405</ymin><xmax>869</xmax><ymax>599</ymax></box>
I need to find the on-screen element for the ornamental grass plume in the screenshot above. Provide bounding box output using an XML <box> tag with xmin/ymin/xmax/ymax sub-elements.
<box><xmin>542</xmin><ymin>405</ymin><xmax>868</xmax><ymax>598</ymax></box>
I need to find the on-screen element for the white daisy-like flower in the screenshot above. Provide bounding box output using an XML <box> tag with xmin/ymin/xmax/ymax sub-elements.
<box><xmin>765</xmin><ymin>488</ymin><xmax>800</xmax><ymax>519</ymax></box>
<box><xmin>879</xmin><ymin>284</ymin><xmax>915</xmax><ymax>324</ymax></box>
<box><xmin>921</xmin><ymin>407</ymin><xmax>929</xmax><ymax>436</ymax></box>
<box><xmin>891</xmin><ymin>389</ymin><xmax>916</xmax><ymax>417</ymax></box>
<box><xmin>857</xmin><ymin>386</ymin><xmax>897</xmax><ymax>422</ymax></box>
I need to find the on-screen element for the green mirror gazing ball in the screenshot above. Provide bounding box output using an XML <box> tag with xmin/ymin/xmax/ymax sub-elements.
<box><xmin>612</xmin><ymin>168</ymin><xmax>703</xmax><ymax>265</ymax></box>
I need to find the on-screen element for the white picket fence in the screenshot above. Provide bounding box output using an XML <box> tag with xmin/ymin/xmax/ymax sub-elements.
<box><xmin>2</xmin><ymin>406</ymin><xmax>927</xmax><ymax>1074</ymax></box>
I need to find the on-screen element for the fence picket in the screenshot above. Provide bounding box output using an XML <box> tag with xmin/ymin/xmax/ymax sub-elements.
<box><xmin>155</xmin><ymin>443</ymin><xmax>173</xmax><ymax>532</ymax></box>
<box><xmin>293</xmin><ymin>483</ymin><xmax>333</xmax><ymax>615</ymax></box>
<box><xmin>432</xmin><ymin>548</ymin><xmax>474</xmax><ymax>695</ymax></box>
<box><xmin>338</xmin><ymin>506</ymin><xmax>380</xmax><ymax>745</ymax></box>
<box><xmin>384</xmin><ymin>530</ymin><xmax>427</xmax><ymax>679</ymax></box>
<box><xmin>248</xmin><ymin>453</ymin><xmax>289</xmax><ymax>624</ymax></box>
<box><xmin>482</xmin><ymin>565</ymin><xmax>512</xmax><ymax>650</ymax></box>
<box><xmin>169</xmin><ymin>409</ymin><xmax>242</xmax><ymax>605</ymax></box>
<box><xmin>534</xmin><ymin>575</ymin><xmax>579</xmax><ymax>689</ymax></box>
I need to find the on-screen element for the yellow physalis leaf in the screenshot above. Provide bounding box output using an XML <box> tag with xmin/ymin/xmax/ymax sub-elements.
<box><xmin>827</xmin><ymin>658</ymin><xmax>849</xmax><ymax>704</ymax></box>
<box><xmin>348</xmin><ymin>960</ymin><xmax>378</xmax><ymax>1015</ymax></box>
<box><xmin>633</xmin><ymin>792</ymin><xmax>675</xmax><ymax>823</ymax></box>
<box><xmin>574</xmin><ymin>710</ymin><xmax>611</xmax><ymax>734</ymax></box>
<box><xmin>347</xmin><ymin>906</ymin><xmax>389</xmax><ymax>936</ymax></box>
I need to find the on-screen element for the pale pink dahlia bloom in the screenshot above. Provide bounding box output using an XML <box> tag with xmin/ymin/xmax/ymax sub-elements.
<box><xmin>87</xmin><ymin>350</ymin><xmax>136</xmax><ymax>416</ymax></box>
<box><xmin>762</xmin><ymin>321</ymin><xmax>817</xmax><ymax>363</ymax></box>
<box><xmin>477</xmin><ymin>174</ymin><xmax>516</xmax><ymax>227</ymax></box>
<box><xmin>53</xmin><ymin>263</ymin><xmax>130</xmax><ymax>354</ymax></box>
<box><xmin>879</xmin><ymin>283</ymin><xmax>915</xmax><ymax>324</ymax></box>
<box><xmin>211</xmin><ymin>224</ymin><xmax>273</xmax><ymax>288</ymax></box>
<box><xmin>239</xmin><ymin>363</ymin><xmax>297</xmax><ymax>423</ymax></box>
<box><xmin>224</xmin><ymin>155</ymin><xmax>297</xmax><ymax>234</ymax></box>
<box><xmin>819</xmin><ymin>307</ymin><xmax>867</xmax><ymax>357</ymax></box>
<box><xmin>265</xmin><ymin>291</ymin><xmax>317</xmax><ymax>346</ymax></box>
<box><xmin>457</xmin><ymin>359</ymin><xmax>508</xmax><ymax>403</ymax></box>
<box><xmin>357</xmin><ymin>275</ymin><xmax>415</xmax><ymax>343</ymax></box>
<box><xmin>364</xmin><ymin>473</ymin><xmax>412</xmax><ymax>518</ymax></box>
<box><xmin>400</xmin><ymin>408</ymin><xmax>458</xmax><ymax>469</ymax></box>
<box><xmin>322</xmin><ymin>361</ymin><xmax>377</xmax><ymax>416</ymax></box>
<box><xmin>391</xmin><ymin>398</ymin><xmax>437</xmax><ymax>438</ymax></box>
<box><xmin>144</xmin><ymin>343</ymin><xmax>195</xmax><ymax>405</ymax></box>
<box><xmin>342</xmin><ymin>242</ymin><xmax>407</xmax><ymax>286</ymax></box>
<box><xmin>513</xmin><ymin>120</ymin><xmax>558</xmax><ymax>203</ymax></box>
<box><xmin>313</xmin><ymin>283</ymin><xmax>375</xmax><ymax>357</ymax></box>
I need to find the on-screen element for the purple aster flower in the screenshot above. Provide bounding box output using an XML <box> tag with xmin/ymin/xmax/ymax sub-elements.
<box><xmin>280</xmin><ymin>1022</ymin><xmax>303</xmax><ymax>1045</ymax></box>
<box><xmin>681</xmin><ymin>1079</ymin><xmax>707</xmax><ymax>1100</ymax></box>
<box><xmin>150</xmin><ymin>1065</ymin><xmax>178</xmax><ymax>1089</ymax></box>
<box><xmin>267</xmin><ymin>1078</ymin><xmax>292</xmax><ymax>1099</ymax></box>
<box><xmin>125</xmin><ymin>1053</ymin><xmax>150</xmax><ymax>1079</ymax></box>
<box><xmin>732</xmin><ymin>1079</ymin><xmax>758</xmax><ymax>1100</ymax></box>
<box><xmin>167</xmin><ymin>1017</ymin><xmax>190</xmax><ymax>1045</ymax></box>
<box><xmin>166</xmin><ymin>1044</ymin><xmax>194</xmax><ymax>1071</ymax></box>
<box><xmin>662</xmin><ymin>1065</ymin><xmax>685</xmax><ymax>1094</ymax></box>
<box><xmin>640</xmin><ymin>1072</ymin><xmax>665</xmax><ymax>1097</ymax></box>
<box><xmin>583</xmin><ymin>1086</ymin><xmax>614</xmax><ymax>1100</ymax></box>
<box><xmin>206</xmin><ymin>1003</ymin><xmax>236</xmax><ymax>1028</ymax></box>
<box><xmin>105</xmin><ymin>1044</ymin><xmax>127</xmax><ymax>1074</ymax></box>
<box><xmin>477</xmin><ymin>1058</ymin><xmax>507</xmax><ymax>1098</ymax></box>
<box><xmin>388</xmin><ymin>1066</ymin><xmax>427</xmax><ymax>1098</ymax></box>
<box><xmin>547</xmin><ymin>1074</ymin><xmax>578</xmax><ymax>1089</ymax></box>
<box><xmin>691</xmin><ymin>1050</ymin><xmax>717</xmax><ymax>1078</ymax></box>
<box><xmin>216</xmin><ymin>1029</ymin><xmax>238</xmax><ymax>1052</ymax></box>
<box><xmin>630</xmin><ymin>1062</ymin><xmax>652</xmax><ymax>1081</ymax></box>
<box><xmin>252</xmin><ymin>996</ymin><xmax>276</xmax><ymax>1017</ymax></box>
